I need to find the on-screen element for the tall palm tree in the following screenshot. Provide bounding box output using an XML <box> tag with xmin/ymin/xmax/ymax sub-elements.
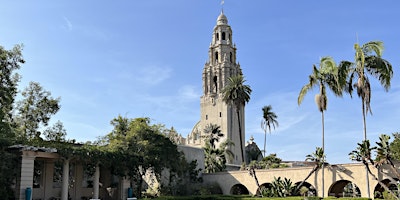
<box><xmin>222</xmin><ymin>75</ymin><xmax>252</xmax><ymax>163</ymax></box>
<box><xmin>343</xmin><ymin>41</ymin><xmax>394</xmax><ymax>198</ymax></box>
<box><xmin>261</xmin><ymin>105</ymin><xmax>279</xmax><ymax>157</ymax></box>
<box><xmin>298</xmin><ymin>56</ymin><xmax>346</xmax><ymax>197</ymax></box>
<box><xmin>344</xmin><ymin>41</ymin><xmax>393</xmax><ymax>141</ymax></box>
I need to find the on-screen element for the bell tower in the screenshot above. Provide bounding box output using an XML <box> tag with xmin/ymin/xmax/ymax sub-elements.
<box><xmin>188</xmin><ymin>11</ymin><xmax>245</xmax><ymax>165</ymax></box>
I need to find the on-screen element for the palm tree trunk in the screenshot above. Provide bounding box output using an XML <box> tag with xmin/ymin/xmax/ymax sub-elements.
<box><xmin>263</xmin><ymin>130</ymin><xmax>267</xmax><ymax>157</ymax></box>
<box><xmin>321</xmin><ymin>111</ymin><xmax>325</xmax><ymax>198</ymax></box>
<box><xmin>236</xmin><ymin>109</ymin><xmax>245</xmax><ymax>163</ymax></box>
<box><xmin>362</xmin><ymin>100</ymin><xmax>371</xmax><ymax>198</ymax></box>
<box><xmin>250</xmin><ymin>168</ymin><xmax>262</xmax><ymax>197</ymax></box>
<box><xmin>296</xmin><ymin>165</ymin><xmax>319</xmax><ymax>192</ymax></box>
<box><xmin>362</xmin><ymin>99</ymin><xmax>367</xmax><ymax>140</ymax></box>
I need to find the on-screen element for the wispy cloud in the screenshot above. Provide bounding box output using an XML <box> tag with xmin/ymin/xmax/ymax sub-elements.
<box><xmin>136</xmin><ymin>65</ymin><xmax>172</xmax><ymax>86</ymax></box>
<box><xmin>178</xmin><ymin>85</ymin><xmax>201</xmax><ymax>100</ymax></box>
<box><xmin>62</xmin><ymin>16</ymin><xmax>73</xmax><ymax>31</ymax></box>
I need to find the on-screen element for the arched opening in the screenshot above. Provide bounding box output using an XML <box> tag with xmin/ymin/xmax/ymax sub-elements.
<box><xmin>294</xmin><ymin>181</ymin><xmax>317</xmax><ymax>196</ymax></box>
<box><xmin>222</xmin><ymin>32</ymin><xmax>226</xmax><ymax>40</ymax></box>
<box><xmin>213</xmin><ymin>76</ymin><xmax>218</xmax><ymax>93</ymax></box>
<box><xmin>230</xmin><ymin>52</ymin><xmax>233</xmax><ymax>63</ymax></box>
<box><xmin>215</xmin><ymin>52</ymin><xmax>219</xmax><ymax>63</ymax></box>
<box><xmin>256</xmin><ymin>183</ymin><xmax>272</xmax><ymax>196</ymax></box>
<box><xmin>230</xmin><ymin>184</ymin><xmax>249</xmax><ymax>195</ymax></box>
<box><xmin>374</xmin><ymin>178</ymin><xmax>399</xmax><ymax>199</ymax></box>
<box><xmin>215</xmin><ymin>32</ymin><xmax>219</xmax><ymax>40</ymax></box>
<box><xmin>328</xmin><ymin>180</ymin><xmax>361</xmax><ymax>197</ymax></box>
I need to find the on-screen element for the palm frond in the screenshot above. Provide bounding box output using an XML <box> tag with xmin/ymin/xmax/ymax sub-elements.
<box><xmin>365</xmin><ymin>56</ymin><xmax>393</xmax><ymax>91</ymax></box>
<box><xmin>362</xmin><ymin>41</ymin><xmax>384</xmax><ymax>57</ymax></box>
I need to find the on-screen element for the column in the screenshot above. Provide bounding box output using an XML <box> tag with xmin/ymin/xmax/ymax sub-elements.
<box><xmin>15</xmin><ymin>153</ymin><xmax>35</xmax><ymax>200</ymax></box>
<box><xmin>93</xmin><ymin>164</ymin><xmax>100</xmax><ymax>199</ymax></box>
<box><xmin>120</xmin><ymin>177</ymin><xmax>131</xmax><ymax>200</ymax></box>
<box><xmin>61</xmin><ymin>159</ymin><xmax>69</xmax><ymax>200</ymax></box>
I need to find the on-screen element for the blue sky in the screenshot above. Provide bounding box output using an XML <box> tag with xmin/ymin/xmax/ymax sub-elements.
<box><xmin>1</xmin><ymin>1</ymin><xmax>399</xmax><ymax>164</ymax></box>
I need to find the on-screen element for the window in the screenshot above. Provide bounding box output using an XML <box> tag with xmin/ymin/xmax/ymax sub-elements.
<box><xmin>213</xmin><ymin>76</ymin><xmax>218</xmax><ymax>93</ymax></box>
<box><xmin>206</xmin><ymin>115</ymin><xmax>208</xmax><ymax>120</ymax></box>
<box><xmin>222</xmin><ymin>32</ymin><xmax>226</xmax><ymax>40</ymax></box>
<box><xmin>219</xmin><ymin>112</ymin><xmax>222</xmax><ymax>117</ymax></box>
<box><xmin>215</xmin><ymin>52</ymin><xmax>218</xmax><ymax>62</ymax></box>
<box><xmin>230</xmin><ymin>52</ymin><xmax>233</xmax><ymax>62</ymax></box>
<box><xmin>215</xmin><ymin>33</ymin><xmax>219</xmax><ymax>40</ymax></box>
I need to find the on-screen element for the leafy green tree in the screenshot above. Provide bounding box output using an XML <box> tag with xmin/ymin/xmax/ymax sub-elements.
<box><xmin>43</xmin><ymin>121</ymin><xmax>67</xmax><ymax>142</ymax></box>
<box><xmin>0</xmin><ymin>44</ymin><xmax>24</xmax><ymax>199</ymax></box>
<box><xmin>222</xmin><ymin>75</ymin><xmax>252</xmax><ymax>163</ymax></box>
<box><xmin>389</xmin><ymin>132</ymin><xmax>400</xmax><ymax>161</ymax></box>
<box><xmin>15</xmin><ymin>81</ymin><xmax>60</xmax><ymax>141</ymax></box>
<box><xmin>298</xmin><ymin>57</ymin><xmax>347</xmax><ymax>197</ymax></box>
<box><xmin>163</xmin><ymin>126</ymin><xmax>183</xmax><ymax>145</ymax></box>
<box><xmin>261</xmin><ymin>105</ymin><xmax>278</xmax><ymax>157</ymax></box>
<box><xmin>104</xmin><ymin>116</ymin><xmax>187</xmax><ymax>197</ymax></box>
<box><xmin>247</xmin><ymin>153</ymin><xmax>287</xmax><ymax>169</ymax></box>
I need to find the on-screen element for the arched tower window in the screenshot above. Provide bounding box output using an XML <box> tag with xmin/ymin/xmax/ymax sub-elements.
<box><xmin>213</xmin><ymin>76</ymin><xmax>218</xmax><ymax>93</ymax></box>
<box><xmin>222</xmin><ymin>32</ymin><xmax>226</xmax><ymax>40</ymax></box>
<box><xmin>230</xmin><ymin>52</ymin><xmax>233</xmax><ymax>63</ymax></box>
<box><xmin>215</xmin><ymin>52</ymin><xmax>219</xmax><ymax>63</ymax></box>
<box><xmin>215</xmin><ymin>33</ymin><xmax>219</xmax><ymax>40</ymax></box>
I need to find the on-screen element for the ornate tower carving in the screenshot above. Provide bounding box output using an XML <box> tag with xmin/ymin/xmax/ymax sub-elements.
<box><xmin>188</xmin><ymin>11</ymin><xmax>245</xmax><ymax>165</ymax></box>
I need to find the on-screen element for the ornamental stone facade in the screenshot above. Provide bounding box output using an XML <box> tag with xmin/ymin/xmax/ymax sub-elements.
<box><xmin>186</xmin><ymin>11</ymin><xmax>245</xmax><ymax>166</ymax></box>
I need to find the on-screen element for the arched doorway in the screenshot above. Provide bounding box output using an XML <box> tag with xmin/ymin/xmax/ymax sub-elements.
<box><xmin>294</xmin><ymin>181</ymin><xmax>317</xmax><ymax>196</ymax></box>
<box><xmin>230</xmin><ymin>184</ymin><xmax>249</xmax><ymax>195</ymax></box>
<box><xmin>328</xmin><ymin>180</ymin><xmax>361</xmax><ymax>197</ymax></box>
<box><xmin>374</xmin><ymin>178</ymin><xmax>399</xmax><ymax>199</ymax></box>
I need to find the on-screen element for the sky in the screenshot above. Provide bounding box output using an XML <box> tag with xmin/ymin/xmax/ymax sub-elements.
<box><xmin>1</xmin><ymin>1</ymin><xmax>399</xmax><ymax>164</ymax></box>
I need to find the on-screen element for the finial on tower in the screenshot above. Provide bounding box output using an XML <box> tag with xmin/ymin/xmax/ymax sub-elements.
<box><xmin>221</xmin><ymin>0</ymin><xmax>224</xmax><ymax>13</ymax></box>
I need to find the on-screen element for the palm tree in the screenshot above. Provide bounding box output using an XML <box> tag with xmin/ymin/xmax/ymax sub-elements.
<box><xmin>298</xmin><ymin>57</ymin><xmax>346</xmax><ymax>197</ymax></box>
<box><xmin>296</xmin><ymin>147</ymin><xmax>325</xmax><ymax>194</ymax></box>
<box><xmin>349</xmin><ymin>140</ymin><xmax>398</xmax><ymax>199</ymax></box>
<box><xmin>375</xmin><ymin>134</ymin><xmax>400</xmax><ymax>180</ymax></box>
<box><xmin>203</xmin><ymin>124</ymin><xmax>234</xmax><ymax>173</ymax></box>
<box><xmin>344</xmin><ymin>41</ymin><xmax>393</xmax><ymax>141</ymax></box>
<box><xmin>261</xmin><ymin>105</ymin><xmax>279</xmax><ymax>157</ymax></box>
<box><xmin>203</xmin><ymin>124</ymin><xmax>224</xmax><ymax>149</ymax></box>
<box><xmin>343</xmin><ymin>41</ymin><xmax>394</xmax><ymax>198</ymax></box>
<box><xmin>222</xmin><ymin>75</ymin><xmax>252</xmax><ymax>163</ymax></box>
<box><xmin>204</xmin><ymin>140</ymin><xmax>234</xmax><ymax>173</ymax></box>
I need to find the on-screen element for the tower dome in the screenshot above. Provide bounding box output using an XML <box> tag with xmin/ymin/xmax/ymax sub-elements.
<box><xmin>217</xmin><ymin>11</ymin><xmax>228</xmax><ymax>25</ymax></box>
